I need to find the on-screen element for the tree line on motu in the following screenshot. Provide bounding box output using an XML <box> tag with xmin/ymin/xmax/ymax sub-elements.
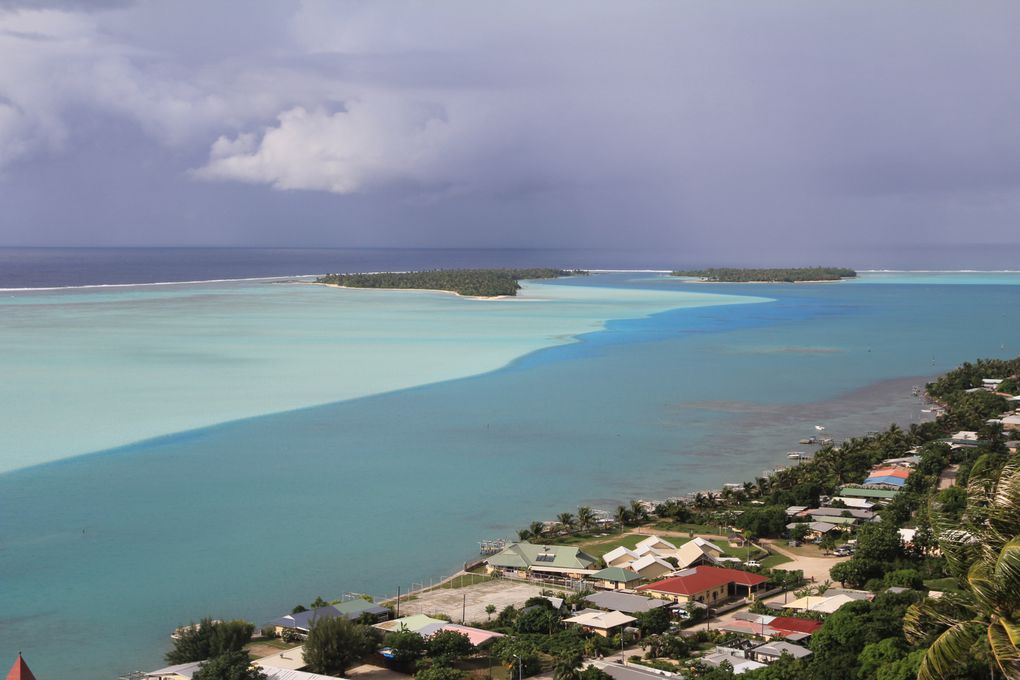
<box><xmin>671</xmin><ymin>267</ymin><xmax>857</xmax><ymax>282</ymax></box>
<box><xmin>316</xmin><ymin>268</ymin><xmax>587</xmax><ymax>297</ymax></box>
<box><xmin>166</xmin><ymin>356</ymin><xmax>1020</xmax><ymax>680</ymax></box>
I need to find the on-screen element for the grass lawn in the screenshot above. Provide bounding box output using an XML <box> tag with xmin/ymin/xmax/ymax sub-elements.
<box><xmin>245</xmin><ymin>639</ymin><xmax>293</xmax><ymax>655</ymax></box>
<box><xmin>434</xmin><ymin>573</ymin><xmax>494</xmax><ymax>590</ymax></box>
<box><xmin>573</xmin><ymin>532</ymin><xmax>649</xmax><ymax>557</ymax></box>
<box><xmin>759</xmin><ymin>553</ymin><xmax>793</xmax><ymax>569</ymax></box>
<box><xmin>653</xmin><ymin>521</ymin><xmax>727</xmax><ymax>535</ymax></box>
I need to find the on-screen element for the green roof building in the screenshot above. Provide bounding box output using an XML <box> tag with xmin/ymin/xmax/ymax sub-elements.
<box><xmin>485</xmin><ymin>542</ymin><xmax>599</xmax><ymax>576</ymax></box>
<box><xmin>839</xmin><ymin>486</ymin><xmax>899</xmax><ymax>500</ymax></box>
<box><xmin>590</xmin><ymin>566</ymin><xmax>643</xmax><ymax>590</ymax></box>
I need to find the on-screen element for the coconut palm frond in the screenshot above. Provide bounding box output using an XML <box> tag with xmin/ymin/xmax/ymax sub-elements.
<box><xmin>905</xmin><ymin>595</ymin><xmax>977</xmax><ymax>644</ymax></box>
<box><xmin>1000</xmin><ymin>616</ymin><xmax>1020</xmax><ymax>649</ymax></box>
<box><xmin>917</xmin><ymin>621</ymin><xmax>985</xmax><ymax>680</ymax></box>
<box><xmin>993</xmin><ymin>537</ymin><xmax>1020</xmax><ymax>607</ymax></box>
<box><xmin>988</xmin><ymin>620</ymin><xmax>1020</xmax><ymax>680</ymax></box>
<box><xmin>968</xmin><ymin>559</ymin><xmax>1000</xmax><ymax>612</ymax></box>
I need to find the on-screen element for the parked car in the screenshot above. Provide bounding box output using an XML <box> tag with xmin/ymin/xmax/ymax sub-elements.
<box><xmin>745</xmin><ymin>560</ymin><xmax>762</xmax><ymax>568</ymax></box>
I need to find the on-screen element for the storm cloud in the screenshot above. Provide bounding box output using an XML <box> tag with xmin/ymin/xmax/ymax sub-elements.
<box><xmin>1</xmin><ymin>0</ymin><xmax>1018</xmax><ymax>258</ymax></box>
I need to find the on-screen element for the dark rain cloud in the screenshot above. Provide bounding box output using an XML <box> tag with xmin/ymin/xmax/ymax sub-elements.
<box><xmin>0</xmin><ymin>0</ymin><xmax>1018</xmax><ymax>261</ymax></box>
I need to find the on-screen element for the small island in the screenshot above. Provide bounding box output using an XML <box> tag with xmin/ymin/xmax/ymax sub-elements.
<box><xmin>671</xmin><ymin>267</ymin><xmax>857</xmax><ymax>283</ymax></box>
<box><xmin>315</xmin><ymin>268</ymin><xmax>587</xmax><ymax>297</ymax></box>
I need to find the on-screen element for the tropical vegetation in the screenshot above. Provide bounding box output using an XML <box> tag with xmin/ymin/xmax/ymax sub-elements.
<box><xmin>165</xmin><ymin>619</ymin><xmax>255</xmax><ymax>664</ymax></box>
<box><xmin>316</xmin><ymin>268</ymin><xmax>587</xmax><ymax>297</ymax></box>
<box><xmin>671</xmin><ymin>267</ymin><xmax>857</xmax><ymax>282</ymax></box>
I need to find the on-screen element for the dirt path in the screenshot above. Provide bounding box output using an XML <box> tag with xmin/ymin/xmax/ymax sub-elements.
<box><xmin>938</xmin><ymin>464</ymin><xmax>960</xmax><ymax>490</ymax></box>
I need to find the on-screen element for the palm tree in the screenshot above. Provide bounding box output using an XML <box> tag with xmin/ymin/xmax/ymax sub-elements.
<box><xmin>553</xmin><ymin>652</ymin><xmax>583</xmax><ymax>680</ymax></box>
<box><xmin>905</xmin><ymin>460</ymin><xmax>1020</xmax><ymax>679</ymax></box>
<box><xmin>529</xmin><ymin>521</ymin><xmax>546</xmax><ymax>540</ymax></box>
<box><xmin>629</xmin><ymin>499</ymin><xmax>648</xmax><ymax>524</ymax></box>
<box><xmin>557</xmin><ymin>512</ymin><xmax>576</xmax><ymax>533</ymax></box>
<box><xmin>615</xmin><ymin>505</ymin><xmax>632</xmax><ymax>527</ymax></box>
<box><xmin>577</xmin><ymin>506</ymin><xmax>596</xmax><ymax>532</ymax></box>
<box><xmin>516</xmin><ymin>528</ymin><xmax>531</xmax><ymax>541</ymax></box>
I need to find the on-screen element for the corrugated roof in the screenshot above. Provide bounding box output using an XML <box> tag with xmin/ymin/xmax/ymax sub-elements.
<box><xmin>591</xmin><ymin>566</ymin><xmax>642</xmax><ymax>583</ymax></box>
<box><xmin>374</xmin><ymin>614</ymin><xmax>446</xmax><ymax>633</ymax></box>
<box><xmin>603</xmin><ymin>546</ymin><xmax>639</xmax><ymax>564</ymax></box>
<box><xmin>839</xmin><ymin>486</ymin><xmax>899</xmax><ymax>498</ymax></box>
<box><xmin>636</xmin><ymin>565</ymin><xmax>767</xmax><ymax>596</ymax></box>
<box><xmin>564</xmin><ymin>610</ymin><xmax>636</xmax><ymax>629</ymax></box>
<box><xmin>144</xmin><ymin>661</ymin><xmax>203</xmax><ymax>679</ymax></box>
<box><xmin>863</xmin><ymin>475</ymin><xmax>907</xmax><ymax>487</ymax></box>
<box><xmin>486</xmin><ymin>542</ymin><xmax>598</xmax><ymax>570</ymax></box>
<box><xmin>630</xmin><ymin>554</ymin><xmax>672</xmax><ymax>572</ymax></box>
<box><xmin>635</xmin><ymin>535</ymin><xmax>677</xmax><ymax>552</ymax></box>
<box><xmin>586</xmin><ymin>591</ymin><xmax>668</xmax><ymax>614</ymax></box>
<box><xmin>755</xmin><ymin>641</ymin><xmax>813</xmax><ymax>658</ymax></box>
<box><xmin>769</xmin><ymin>616</ymin><xmax>823</xmax><ymax>635</ymax></box>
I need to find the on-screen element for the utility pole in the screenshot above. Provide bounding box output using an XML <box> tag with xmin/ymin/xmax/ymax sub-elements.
<box><xmin>462</xmin><ymin>592</ymin><xmax>466</xmax><ymax>624</ymax></box>
<box><xmin>396</xmin><ymin>586</ymin><xmax>400</xmax><ymax>618</ymax></box>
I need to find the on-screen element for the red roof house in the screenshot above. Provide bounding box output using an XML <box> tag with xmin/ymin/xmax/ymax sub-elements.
<box><xmin>6</xmin><ymin>654</ymin><xmax>37</xmax><ymax>680</ymax></box>
<box><xmin>769</xmin><ymin>616</ymin><xmax>823</xmax><ymax>636</ymax></box>
<box><xmin>636</xmin><ymin>565</ymin><xmax>769</xmax><ymax>604</ymax></box>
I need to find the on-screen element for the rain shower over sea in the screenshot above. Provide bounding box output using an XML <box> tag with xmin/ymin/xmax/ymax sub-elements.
<box><xmin>2</xmin><ymin>247</ymin><xmax>1020</xmax><ymax>679</ymax></box>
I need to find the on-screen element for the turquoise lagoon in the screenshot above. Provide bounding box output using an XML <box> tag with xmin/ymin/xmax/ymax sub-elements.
<box><xmin>2</xmin><ymin>272</ymin><xmax>1020</xmax><ymax>679</ymax></box>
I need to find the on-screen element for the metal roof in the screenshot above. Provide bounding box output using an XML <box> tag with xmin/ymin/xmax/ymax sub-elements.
<box><xmin>586</xmin><ymin>590</ymin><xmax>668</xmax><ymax>614</ymax></box>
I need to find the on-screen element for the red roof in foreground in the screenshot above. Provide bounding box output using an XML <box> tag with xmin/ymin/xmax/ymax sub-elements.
<box><xmin>769</xmin><ymin>616</ymin><xmax>823</xmax><ymax>635</ymax></box>
<box><xmin>636</xmin><ymin>565</ymin><xmax>768</xmax><ymax>596</ymax></box>
<box><xmin>6</xmin><ymin>654</ymin><xmax>38</xmax><ymax>680</ymax></box>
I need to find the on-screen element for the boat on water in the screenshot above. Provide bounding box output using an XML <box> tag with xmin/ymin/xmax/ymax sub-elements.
<box><xmin>799</xmin><ymin>436</ymin><xmax>817</xmax><ymax>445</ymax></box>
<box><xmin>787</xmin><ymin>451</ymin><xmax>810</xmax><ymax>460</ymax></box>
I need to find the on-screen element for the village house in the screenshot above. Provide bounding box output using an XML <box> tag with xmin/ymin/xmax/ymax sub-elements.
<box><xmin>629</xmin><ymin>553</ymin><xmax>674</xmax><ymax>580</ymax></box>
<box><xmin>603</xmin><ymin>546</ymin><xmax>640</xmax><ymax>568</ymax></box>
<box><xmin>700</xmin><ymin>646</ymin><xmax>767</xmax><ymax>674</ymax></box>
<box><xmin>589</xmin><ymin>566</ymin><xmax>643</xmax><ymax>590</ymax></box>
<box><xmin>749</xmin><ymin>641</ymin><xmax>814</xmax><ymax>664</ymax></box>
<box><xmin>267</xmin><ymin>600</ymin><xmax>390</xmax><ymax>637</ymax></box>
<box><xmin>636</xmin><ymin>565</ymin><xmax>769</xmax><ymax>604</ymax></box>
<box><xmin>585</xmin><ymin>590</ymin><xmax>670</xmax><ymax>615</ymax></box>
<box><xmin>563</xmin><ymin>609</ymin><xmax>637</xmax><ymax>638</ymax></box>
<box><xmin>673</xmin><ymin>537</ymin><xmax>726</xmax><ymax>569</ymax></box>
<box><xmin>838</xmin><ymin>485</ymin><xmax>899</xmax><ymax>502</ymax></box>
<box><xmin>786</xmin><ymin>521</ymin><xmax>838</xmax><ymax>540</ymax></box>
<box><xmin>484</xmin><ymin>541</ymin><xmax>599</xmax><ymax>578</ymax></box>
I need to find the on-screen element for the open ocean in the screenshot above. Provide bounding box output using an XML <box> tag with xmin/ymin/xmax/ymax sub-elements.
<box><xmin>2</xmin><ymin>247</ymin><xmax>1020</xmax><ymax>679</ymax></box>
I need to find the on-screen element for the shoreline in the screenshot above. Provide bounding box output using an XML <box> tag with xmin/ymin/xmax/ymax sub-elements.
<box><xmin>310</xmin><ymin>281</ymin><xmax>517</xmax><ymax>301</ymax></box>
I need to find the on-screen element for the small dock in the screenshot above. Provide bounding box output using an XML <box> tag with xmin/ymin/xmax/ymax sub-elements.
<box><xmin>479</xmin><ymin>539</ymin><xmax>509</xmax><ymax>555</ymax></box>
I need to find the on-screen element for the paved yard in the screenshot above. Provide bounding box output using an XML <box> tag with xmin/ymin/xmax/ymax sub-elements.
<box><xmin>394</xmin><ymin>578</ymin><xmax>569</xmax><ymax>624</ymax></box>
<box><xmin>349</xmin><ymin>664</ymin><xmax>412</xmax><ymax>680</ymax></box>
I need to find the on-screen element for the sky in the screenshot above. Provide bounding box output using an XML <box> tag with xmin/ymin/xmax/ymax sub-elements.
<box><xmin>1</xmin><ymin>0</ymin><xmax>1019</xmax><ymax>256</ymax></box>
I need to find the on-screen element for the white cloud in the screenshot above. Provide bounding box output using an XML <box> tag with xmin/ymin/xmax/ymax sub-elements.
<box><xmin>194</xmin><ymin>98</ymin><xmax>455</xmax><ymax>193</ymax></box>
